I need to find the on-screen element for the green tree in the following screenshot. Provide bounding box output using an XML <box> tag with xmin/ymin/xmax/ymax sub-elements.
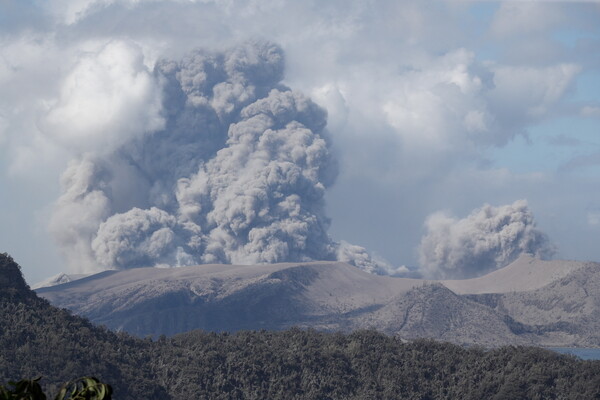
<box><xmin>0</xmin><ymin>377</ymin><xmax>111</xmax><ymax>400</ymax></box>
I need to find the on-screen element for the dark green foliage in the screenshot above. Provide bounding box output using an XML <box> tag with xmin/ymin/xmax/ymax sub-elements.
<box><xmin>0</xmin><ymin>377</ymin><xmax>46</xmax><ymax>400</ymax></box>
<box><xmin>0</xmin><ymin>377</ymin><xmax>111</xmax><ymax>400</ymax></box>
<box><xmin>0</xmin><ymin>253</ymin><xmax>33</xmax><ymax>302</ymax></box>
<box><xmin>54</xmin><ymin>377</ymin><xmax>112</xmax><ymax>400</ymax></box>
<box><xmin>1</xmin><ymin>253</ymin><xmax>600</xmax><ymax>399</ymax></box>
<box><xmin>156</xmin><ymin>329</ymin><xmax>600</xmax><ymax>400</ymax></box>
<box><xmin>0</xmin><ymin>254</ymin><xmax>168</xmax><ymax>400</ymax></box>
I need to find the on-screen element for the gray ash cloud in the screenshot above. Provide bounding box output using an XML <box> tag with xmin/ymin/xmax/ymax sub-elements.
<box><xmin>50</xmin><ymin>41</ymin><xmax>386</xmax><ymax>274</ymax></box>
<box><xmin>418</xmin><ymin>200</ymin><xmax>556</xmax><ymax>279</ymax></box>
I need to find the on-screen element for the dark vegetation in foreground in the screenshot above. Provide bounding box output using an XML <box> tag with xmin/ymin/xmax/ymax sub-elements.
<box><xmin>0</xmin><ymin>376</ymin><xmax>112</xmax><ymax>400</ymax></box>
<box><xmin>1</xmin><ymin>253</ymin><xmax>599</xmax><ymax>399</ymax></box>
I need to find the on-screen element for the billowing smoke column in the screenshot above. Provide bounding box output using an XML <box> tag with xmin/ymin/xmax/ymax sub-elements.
<box><xmin>49</xmin><ymin>41</ymin><xmax>386</xmax><ymax>274</ymax></box>
<box><xmin>418</xmin><ymin>200</ymin><xmax>555</xmax><ymax>279</ymax></box>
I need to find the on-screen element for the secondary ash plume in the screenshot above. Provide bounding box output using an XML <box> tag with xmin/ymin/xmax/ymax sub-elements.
<box><xmin>50</xmin><ymin>41</ymin><xmax>387</xmax><ymax>274</ymax></box>
<box><xmin>418</xmin><ymin>200</ymin><xmax>555</xmax><ymax>279</ymax></box>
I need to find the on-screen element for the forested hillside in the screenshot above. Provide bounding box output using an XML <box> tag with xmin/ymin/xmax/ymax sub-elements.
<box><xmin>0</xmin><ymin>254</ymin><xmax>168</xmax><ymax>399</ymax></box>
<box><xmin>2</xmin><ymin>253</ymin><xmax>600</xmax><ymax>399</ymax></box>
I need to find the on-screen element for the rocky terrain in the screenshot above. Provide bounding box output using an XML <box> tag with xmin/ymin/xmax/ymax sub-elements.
<box><xmin>36</xmin><ymin>255</ymin><xmax>600</xmax><ymax>346</ymax></box>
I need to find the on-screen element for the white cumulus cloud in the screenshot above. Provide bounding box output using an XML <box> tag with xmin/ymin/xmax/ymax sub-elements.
<box><xmin>43</xmin><ymin>40</ymin><xmax>164</xmax><ymax>154</ymax></box>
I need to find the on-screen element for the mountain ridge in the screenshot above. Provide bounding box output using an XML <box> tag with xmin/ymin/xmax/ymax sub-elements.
<box><xmin>36</xmin><ymin>255</ymin><xmax>600</xmax><ymax>346</ymax></box>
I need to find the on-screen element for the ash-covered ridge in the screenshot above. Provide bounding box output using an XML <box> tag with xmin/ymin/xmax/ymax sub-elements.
<box><xmin>37</xmin><ymin>255</ymin><xmax>600</xmax><ymax>347</ymax></box>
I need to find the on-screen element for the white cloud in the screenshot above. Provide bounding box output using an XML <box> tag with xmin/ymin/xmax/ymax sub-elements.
<box><xmin>488</xmin><ymin>63</ymin><xmax>580</xmax><ymax>119</ymax></box>
<box><xmin>42</xmin><ymin>40</ymin><xmax>164</xmax><ymax>154</ymax></box>
<box><xmin>490</xmin><ymin>3</ymin><xmax>565</xmax><ymax>38</ymax></box>
<box><xmin>48</xmin><ymin>0</ymin><xmax>211</xmax><ymax>25</ymax></box>
<box><xmin>588</xmin><ymin>211</ymin><xmax>600</xmax><ymax>226</ymax></box>
<box><xmin>0</xmin><ymin>113</ymin><xmax>7</xmax><ymax>145</ymax></box>
<box><xmin>581</xmin><ymin>105</ymin><xmax>600</xmax><ymax>117</ymax></box>
<box><xmin>310</xmin><ymin>84</ymin><xmax>349</xmax><ymax>134</ymax></box>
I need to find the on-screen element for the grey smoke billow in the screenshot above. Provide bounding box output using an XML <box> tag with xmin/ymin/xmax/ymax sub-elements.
<box><xmin>49</xmin><ymin>157</ymin><xmax>112</xmax><ymax>273</ymax></box>
<box><xmin>418</xmin><ymin>200</ymin><xmax>556</xmax><ymax>279</ymax></box>
<box><xmin>50</xmin><ymin>41</ymin><xmax>387</xmax><ymax>274</ymax></box>
<box><xmin>176</xmin><ymin>88</ymin><xmax>336</xmax><ymax>265</ymax></box>
<box><xmin>335</xmin><ymin>240</ymin><xmax>410</xmax><ymax>276</ymax></box>
<box><xmin>92</xmin><ymin>207</ymin><xmax>179</xmax><ymax>269</ymax></box>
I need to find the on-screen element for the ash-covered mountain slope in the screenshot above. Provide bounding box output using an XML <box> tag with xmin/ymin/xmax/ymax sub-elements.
<box><xmin>37</xmin><ymin>255</ymin><xmax>600</xmax><ymax>346</ymax></box>
<box><xmin>465</xmin><ymin>261</ymin><xmax>600</xmax><ymax>347</ymax></box>
<box><xmin>440</xmin><ymin>255</ymin><xmax>600</xmax><ymax>346</ymax></box>
<box><xmin>31</xmin><ymin>272</ymin><xmax>91</xmax><ymax>289</ymax></box>
<box><xmin>37</xmin><ymin>262</ymin><xmax>419</xmax><ymax>335</ymax></box>
<box><xmin>442</xmin><ymin>255</ymin><xmax>588</xmax><ymax>295</ymax></box>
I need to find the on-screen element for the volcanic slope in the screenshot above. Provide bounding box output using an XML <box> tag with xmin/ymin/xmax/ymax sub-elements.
<box><xmin>36</xmin><ymin>255</ymin><xmax>600</xmax><ymax>346</ymax></box>
<box><xmin>37</xmin><ymin>262</ymin><xmax>419</xmax><ymax>336</ymax></box>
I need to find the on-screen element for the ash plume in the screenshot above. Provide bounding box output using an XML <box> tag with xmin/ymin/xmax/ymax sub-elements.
<box><xmin>50</xmin><ymin>41</ymin><xmax>387</xmax><ymax>274</ymax></box>
<box><xmin>418</xmin><ymin>200</ymin><xmax>555</xmax><ymax>279</ymax></box>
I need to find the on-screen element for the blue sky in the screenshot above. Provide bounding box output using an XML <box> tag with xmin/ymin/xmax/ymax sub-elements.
<box><xmin>1</xmin><ymin>0</ymin><xmax>599</xmax><ymax>282</ymax></box>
